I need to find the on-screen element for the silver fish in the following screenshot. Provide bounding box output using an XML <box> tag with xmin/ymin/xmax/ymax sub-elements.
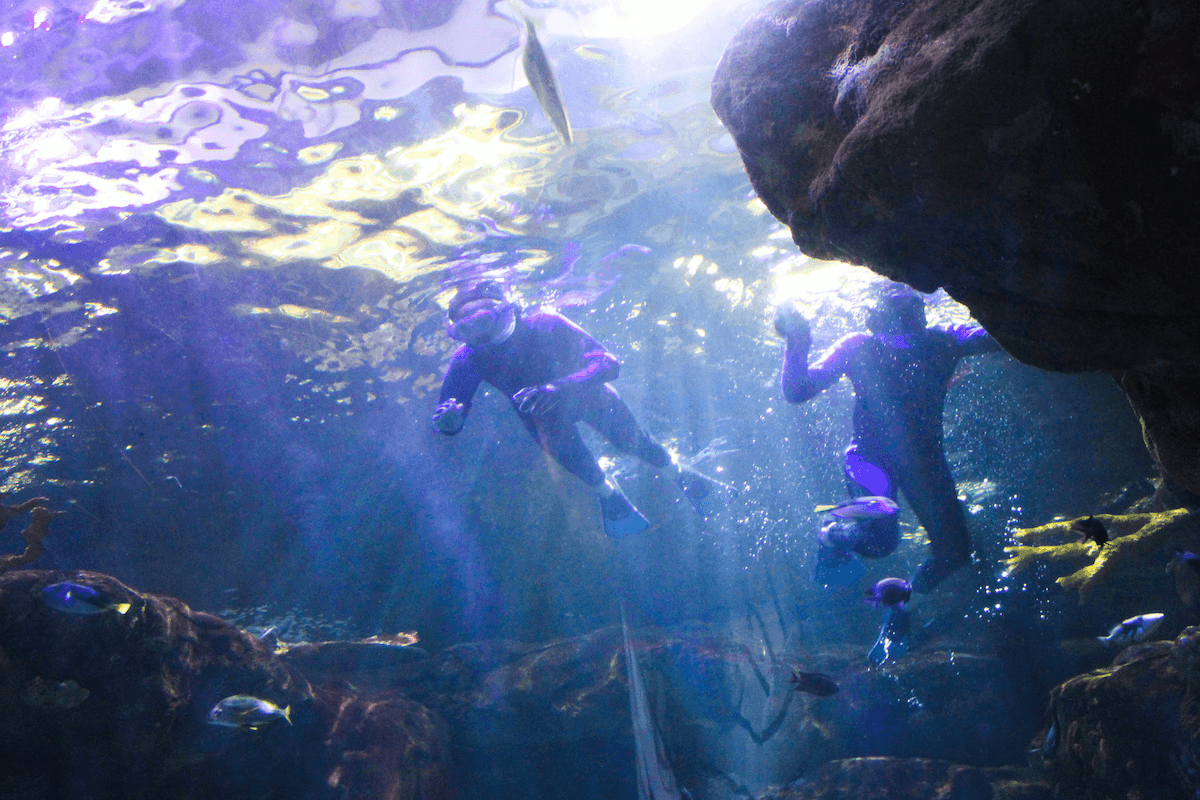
<box><xmin>207</xmin><ymin>695</ymin><xmax>292</xmax><ymax>729</ymax></box>
<box><xmin>521</xmin><ymin>17</ymin><xmax>572</xmax><ymax>144</ymax></box>
<box><xmin>1097</xmin><ymin>612</ymin><xmax>1164</xmax><ymax>645</ymax></box>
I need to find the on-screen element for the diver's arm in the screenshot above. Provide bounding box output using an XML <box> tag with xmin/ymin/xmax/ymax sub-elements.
<box><xmin>946</xmin><ymin>322</ymin><xmax>1001</xmax><ymax>357</ymax></box>
<box><xmin>778</xmin><ymin>305</ymin><xmax>863</xmax><ymax>403</ymax></box>
<box><xmin>433</xmin><ymin>349</ymin><xmax>482</xmax><ymax>435</ymax></box>
<box><xmin>554</xmin><ymin>314</ymin><xmax>622</xmax><ymax>387</ymax></box>
<box><xmin>513</xmin><ymin>313</ymin><xmax>619</xmax><ymax>414</ymax></box>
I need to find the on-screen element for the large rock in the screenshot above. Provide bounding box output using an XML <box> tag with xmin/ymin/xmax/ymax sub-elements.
<box><xmin>758</xmin><ymin>757</ymin><xmax>1052</xmax><ymax>800</ymax></box>
<box><xmin>1040</xmin><ymin>630</ymin><xmax>1200</xmax><ymax>799</ymax></box>
<box><xmin>0</xmin><ymin>570</ymin><xmax>449</xmax><ymax>800</ymax></box>
<box><xmin>711</xmin><ymin>0</ymin><xmax>1200</xmax><ymax>492</ymax></box>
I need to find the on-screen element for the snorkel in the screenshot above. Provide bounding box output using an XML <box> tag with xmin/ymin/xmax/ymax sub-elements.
<box><xmin>867</xmin><ymin>285</ymin><xmax>926</xmax><ymax>349</ymax></box>
<box><xmin>447</xmin><ymin>281</ymin><xmax>517</xmax><ymax>347</ymax></box>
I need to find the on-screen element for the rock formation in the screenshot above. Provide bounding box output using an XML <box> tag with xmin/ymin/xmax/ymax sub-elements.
<box><xmin>711</xmin><ymin>0</ymin><xmax>1200</xmax><ymax>494</ymax></box>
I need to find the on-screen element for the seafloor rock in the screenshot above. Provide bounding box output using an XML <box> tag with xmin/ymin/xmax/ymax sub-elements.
<box><xmin>1042</xmin><ymin>626</ymin><xmax>1200</xmax><ymax>799</ymax></box>
<box><xmin>0</xmin><ymin>570</ymin><xmax>448</xmax><ymax>800</ymax></box>
<box><xmin>758</xmin><ymin>757</ymin><xmax>1052</xmax><ymax>800</ymax></box>
<box><xmin>748</xmin><ymin>635</ymin><xmax>1041</xmax><ymax>784</ymax></box>
<box><xmin>711</xmin><ymin>0</ymin><xmax>1200</xmax><ymax>492</ymax></box>
<box><xmin>347</xmin><ymin>619</ymin><xmax>1043</xmax><ymax>795</ymax></box>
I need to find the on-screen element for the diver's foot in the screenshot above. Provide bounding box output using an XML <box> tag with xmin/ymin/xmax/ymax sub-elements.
<box><xmin>868</xmin><ymin>607</ymin><xmax>912</xmax><ymax>665</ymax></box>
<box><xmin>910</xmin><ymin>553</ymin><xmax>971</xmax><ymax>593</ymax></box>
<box><xmin>675</xmin><ymin>468</ymin><xmax>736</xmax><ymax>517</ymax></box>
<box><xmin>599</xmin><ymin>490</ymin><xmax>650</xmax><ymax>539</ymax></box>
<box><xmin>813</xmin><ymin>543</ymin><xmax>866</xmax><ymax>587</ymax></box>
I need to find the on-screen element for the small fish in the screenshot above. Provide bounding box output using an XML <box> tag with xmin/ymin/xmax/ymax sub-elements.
<box><xmin>1097</xmin><ymin>612</ymin><xmax>1165</xmax><ymax>646</ymax></box>
<box><xmin>815</xmin><ymin>496</ymin><xmax>899</xmax><ymax>520</ymax></box>
<box><xmin>789</xmin><ymin>670</ymin><xmax>839</xmax><ymax>697</ymax></box>
<box><xmin>1041</xmin><ymin>718</ymin><xmax>1059</xmax><ymax>760</ymax></box>
<box><xmin>520</xmin><ymin>17</ymin><xmax>572</xmax><ymax>144</ymax></box>
<box><xmin>207</xmin><ymin>695</ymin><xmax>292</xmax><ymax>729</ymax></box>
<box><xmin>1168</xmin><ymin>548</ymin><xmax>1200</xmax><ymax>576</ymax></box>
<box><xmin>1072</xmin><ymin>516</ymin><xmax>1108</xmax><ymax>547</ymax></box>
<box><xmin>865</xmin><ymin>577</ymin><xmax>912</xmax><ymax>609</ymax></box>
<box><xmin>41</xmin><ymin>582</ymin><xmax>132</xmax><ymax>615</ymax></box>
<box><xmin>573</xmin><ymin>44</ymin><xmax>614</xmax><ymax>64</ymax></box>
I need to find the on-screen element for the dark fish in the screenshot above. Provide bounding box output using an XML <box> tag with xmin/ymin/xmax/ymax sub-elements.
<box><xmin>789</xmin><ymin>670</ymin><xmax>839</xmax><ymax>697</ymax></box>
<box><xmin>207</xmin><ymin>695</ymin><xmax>291</xmax><ymax>729</ymax></box>
<box><xmin>42</xmin><ymin>582</ymin><xmax>132</xmax><ymax>615</ymax></box>
<box><xmin>521</xmin><ymin>17</ymin><xmax>572</xmax><ymax>144</ymax></box>
<box><xmin>1072</xmin><ymin>515</ymin><xmax>1108</xmax><ymax>547</ymax></box>
<box><xmin>865</xmin><ymin>577</ymin><xmax>912</xmax><ymax>609</ymax></box>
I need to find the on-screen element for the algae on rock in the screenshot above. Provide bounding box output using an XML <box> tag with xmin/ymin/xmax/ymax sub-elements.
<box><xmin>1004</xmin><ymin>510</ymin><xmax>1195</xmax><ymax>601</ymax></box>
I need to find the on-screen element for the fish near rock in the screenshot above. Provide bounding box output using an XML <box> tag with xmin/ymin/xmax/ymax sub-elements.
<box><xmin>815</xmin><ymin>495</ymin><xmax>900</xmax><ymax>520</ymax></box>
<box><xmin>1097</xmin><ymin>613</ymin><xmax>1165</xmax><ymax>646</ymax></box>
<box><xmin>789</xmin><ymin>670</ymin><xmax>839</xmax><ymax>696</ymax></box>
<box><xmin>41</xmin><ymin>582</ymin><xmax>132</xmax><ymax>615</ymax></box>
<box><xmin>865</xmin><ymin>577</ymin><xmax>912</xmax><ymax>609</ymax></box>
<box><xmin>207</xmin><ymin>695</ymin><xmax>292</xmax><ymax>730</ymax></box>
<box><xmin>1072</xmin><ymin>516</ymin><xmax>1109</xmax><ymax>547</ymax></box>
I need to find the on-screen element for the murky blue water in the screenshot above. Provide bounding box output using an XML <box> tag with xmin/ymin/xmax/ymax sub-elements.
<box><xmin>0</xmin><ymin>1</ymin><xmax>1162</xmax><ymax>798</ymax></box>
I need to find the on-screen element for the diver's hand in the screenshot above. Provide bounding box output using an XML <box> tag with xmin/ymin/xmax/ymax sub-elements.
<box><xmin>432</xmin><ymin>399</ymin><xmax>467</xmax><ymax>434</ymax></box>
<box><xmin>774</xmin><ymin>303</ymin><xmax>812</xmax><ymax>347</ymax></box>
<box><xmin>513</xmin><ymin>383</ymin><xmax>563</xmax><ymax>415</ymax></box>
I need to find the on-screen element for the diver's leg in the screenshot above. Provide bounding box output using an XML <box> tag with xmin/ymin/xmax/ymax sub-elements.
<box><xmin>578</xmin><ymin>385</ymin><xmax>673</xmax><ymax>468</ymax></box>
<box><xmin>902</xmin><ymin>450</ymin><xmax>972</xmax><ymax>592</ymax></box>
<box><xmin>840</xmin><ymin>444</ymin><xmax>901</xmax><ymax>559</ymax></box>
<box><xmin>580</xmin><ymin>385</ymin><xmax>720</xmax><ymax>507</ymax></box>
<box><xmin>522</xmin><ymin>413</ymin><xmax>605</xmax><ymax>487</ymax></box>
<box><xmin>525</xmin><ymin>411</ymin><xmax>650</xmax><ymax>538</ymax></box>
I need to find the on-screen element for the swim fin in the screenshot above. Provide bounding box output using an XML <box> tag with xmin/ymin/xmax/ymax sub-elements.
<box><xmin>813</xmin><ymin>543</ymin><xmax>865</xmax><ymax>588</ymax></box>
<box><xmin>600</xmin><ymin>488</ymin><xmax>650</xmax><ymax>538</ymax></box>
<box><xmin>868</xmin><ymin>606</ymin><xmax>911</xmax><ymax>665</ymax></box>
<box><xmin>675</xmin><ymin>468</ymin><xmax>736</xmax><ymax>518</ymax></box>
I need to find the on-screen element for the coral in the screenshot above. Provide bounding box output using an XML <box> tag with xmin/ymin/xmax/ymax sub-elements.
<box><xmin>1003</xmin><ymin>510</ymin><xmax>1196</xmax><ymax>601</ymax></box>
<box><xmin>0</xmin><ymin>498</ymin><xmax>55</xmax><ymax>574</ymax></box>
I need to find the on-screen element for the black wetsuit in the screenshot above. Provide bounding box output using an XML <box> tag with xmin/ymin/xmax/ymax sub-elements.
<box><xmin>782</xmin><ymin>323</ymin><xmax>997</xmax><ymax>566</ymax></box>
<box><xmin>437</xmin><ymin>308</ymin><xmax>671</xmax><ymax>487</ymax></box>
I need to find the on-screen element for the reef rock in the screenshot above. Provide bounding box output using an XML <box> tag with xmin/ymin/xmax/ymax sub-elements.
<box><xmin>758</xmin><ymin>757</ymin><xmax>1051</xmax><ymax>800</ymax></box>
<box><xmin>0</xmin><ymin>570</ymin><xmax>448</xmax><ymax>800</ymax></box>
<box><xmin>1042</xmin><ymin>626</ymin><xmax>1200</xmax><ymax>799</ymax></box>
<box><xmin>711</xmin><ymin>0</ymin><xmax>1200</xmax><ymax>492</ymax></box>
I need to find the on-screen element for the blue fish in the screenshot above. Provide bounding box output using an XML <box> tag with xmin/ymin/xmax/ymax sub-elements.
<box><xmin>865</xmin><ymin>577</ymin><xmax>912</xmax><ymax>609</ymax></box>
<box><xmin>207</xmin><ymin>695</ymin><xmax>292</xmax><ymax>729</ymax></box>
<box><xmin>1097</xmin><ymin>613</ymin><xmax>1164</xmax><ymax>645</ymax></box>
<box><xmin>815</xmin><ymin>495</ymin><xmax>899</xmax><ymax>520</ymax></box>
<box><xmin>42</xmin><ymin>582</ymin><xmax>132</xmax><ymax>615</ymax></box>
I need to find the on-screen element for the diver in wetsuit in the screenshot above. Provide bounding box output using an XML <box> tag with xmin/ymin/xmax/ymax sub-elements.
<box><xmin>432</xmin><ymin>280</ymin><xmax>717</xmax><ymax>538</ymax></box>
<box><xmin>776</xmin><ymin>283</ymin><xmax>999</xmax><ymax>593</ymax></box>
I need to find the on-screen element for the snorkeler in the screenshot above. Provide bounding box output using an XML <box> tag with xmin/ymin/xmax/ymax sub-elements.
<box><xmin>432</xmin><ymin>280</ymin><xmax>719</xmax><ymax>538</ymax></box>
<box><xmin>776</xmin><ymin>282</ymin><xmax>1000</xmax><ymax>593</ymax></box>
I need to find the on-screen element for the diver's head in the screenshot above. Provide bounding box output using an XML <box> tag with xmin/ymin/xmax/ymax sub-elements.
<box><xmin>866</xmin><ymin>284</ymin><xmax>926</xmax><ymax>337</ymax></box>
<box><xmin>447</xmin><ymin>280</ymin><xmax>517</xmax><ymax>346</ymax></box>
